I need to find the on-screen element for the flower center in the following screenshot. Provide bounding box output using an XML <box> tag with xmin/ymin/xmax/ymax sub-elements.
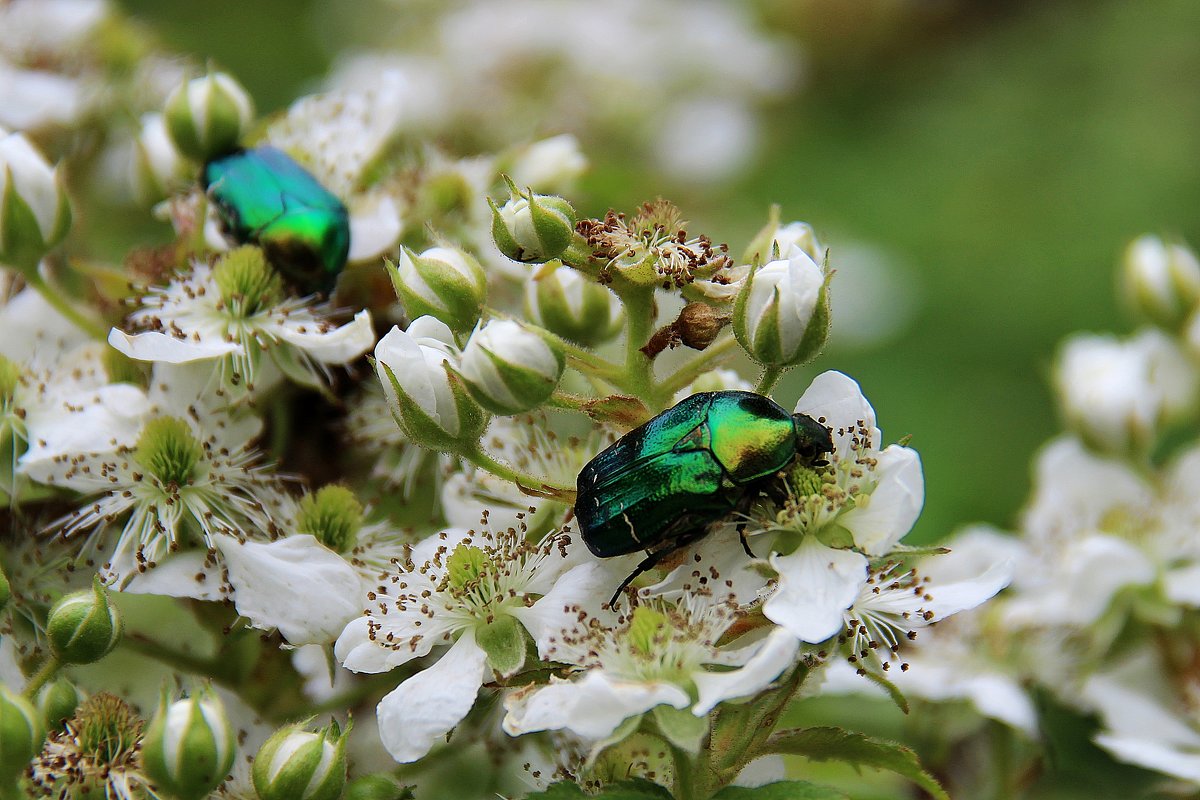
<box><xmin>134</xmin><ymin>417</ymin><xmax>203</xmax><ymax>488</ymax></box>
<box><xmin>72</xmin><ymin>692</ymin><xmax>143</xmax><ymax>765</ymax></box>
<box><xmin>627</xmin><ymin>606</ymin><xmax>671</xmax><ymax>657</ymax></box>
<box><xmin>297</xmin><ymin>485</ymin><xmax>363</xmax><ymax>553</ymax></box>
<box><xmin>446</xmin><ymin>543</ymin><xmax>489</xmax><ymax>592</ymax></box>
<box><xmin>213</xmin><ymin>245</ymin><xmax>283</xmax><ymax>316</ymax></box>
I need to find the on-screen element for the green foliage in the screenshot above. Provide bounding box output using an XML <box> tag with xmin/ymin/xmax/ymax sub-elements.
<box><xmin>711</xmin><ymin>781</ymin><xmax>849</xmax><ymax>800</ymax></box>
<box><xmin>525</xmin><ymin>778</ymin><xmax>674</xmax><ymax>799</ymax></box>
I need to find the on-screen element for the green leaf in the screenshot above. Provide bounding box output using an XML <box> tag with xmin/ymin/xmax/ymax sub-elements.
<box><xmin>651</xmin><ymin>705</ymin><xmax>708</xmax><ymax>754</ymax></box>
<box><xmin>712</xmin><ymin>781</ymin><xmax>849</xmax><ymax>800</ymax></box>
<box><xmin>857</xmin><ymin>668</ymin><xmax>910</xmax><ymax>715</ymax></box>
<box><xmin>523</xmin><ymin>779</ymin><xmax>673</xmax><ymax>800</ymax></box>
<box><xmin>523</xmin><ymin>782</ymin><xmax>586</xmax><ymax>799</ymax></box>
<box><xmin>765</xmin><ymin>727</ymin><xmax>949</xmax><ymax>800</ymax></box>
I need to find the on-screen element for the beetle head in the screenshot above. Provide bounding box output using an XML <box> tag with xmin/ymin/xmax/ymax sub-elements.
<box><xmin>791</xmin><ymin>412</ymin><xmax>833</xmax><ymax>466</ymax></box>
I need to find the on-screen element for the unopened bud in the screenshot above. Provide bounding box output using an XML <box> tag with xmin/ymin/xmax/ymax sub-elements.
<box><xmin>45</xmin><ymin>576</ymin><xmax>122</xmax><ymax>665</ymax></box>
<box><xmin>142</xmin><ymin>687</ymin><xmax>237</xmax><ymax>800</ymax></box>
<box><xmin>164</xmin><ymin>71</ymin><xmax>254</xmax><ymax>163</ymax></box>
<box><xmin>525</xmin><ymin>264</ymin><xmax>622</xmax><ymax>347</ymax></box>
<box><xmin>344</xmin><ymin>774</ymin><xmax>412</xmax><ymax>800</ymax></box>
<box><xmin>252</xmin><ymin>720</ymin><xmax>349</xmax><ymax>800</ymax></box>
<box><xmin>458</xmin><ymin>319</ymin><xmax>565</xmax><ymax>415</ymax></box>
<box><xmin>1122</xmin><ymin>235</ymin><xmax>1200</xmax><ymax>330</ymax></box>
<box><xmin>388</xmin><ymin>246</ymin><xmax>486</xmax><ymax>333</ymax></box>
<box><xmin>733</xmin><ymin>249</ymin><xmax>830</xmax><ymax>368</ymax></box>
<box><xmin>743</xmin><ymin>209</ymin><xmax>822</xmax><ymax>265</ymax></box>
<box><xmin>0</xmin><ymin>130</ymin><xmax>72</xmax><ymax>271</ymax></box>
<box><xmin>131</xmin><ymin>113</ymin><xmax>188</xmax><ymax>205</ymax></box>
<box><xmin>36</xmin><ymin>679</ymin><xmax>83</xmax><ymax>731</ymax></box>
<box><xmin>490</xmin><ymin>180</ymin><xmax>576</xmax><ymax>264</ymax></box>
<box><xmin>0</xmin><ymin>685</ymin><xmax>43</xmax><ymax>783</ymax></box>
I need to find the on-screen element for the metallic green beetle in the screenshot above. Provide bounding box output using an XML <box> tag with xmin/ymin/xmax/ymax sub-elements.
<box><xmin>575</xmin><ymin>390</ymin><xmax>833</xmax><ymax>605</ymax></box>
<box><xmin>204</xmin><ymin>146</ymin><xmax>350</xmax><ymax>296</ymax></box>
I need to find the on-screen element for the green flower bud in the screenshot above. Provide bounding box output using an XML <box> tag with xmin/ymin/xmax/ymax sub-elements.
<box><xmin>489</xmin><ymin>181</ymin><xmax>577</xmax><ymax>264</ymax></box>
<box><xmin>525</xmin><ymin>264</ymin><xmax>622</xmax><ymax>347</ymax></box>
<box><xmin>733</xmin><ymin>249</ymin><xmax>831</xmax><ymax>368</ymax></box>
<box><xmin>252</xmin><ymin>720</ymin><xmax>349</xmax><ymax>800</ymax></box>
<box><xmin>142</xmin><ymin>688</ymin><xmax>237</xmax><ymax>800</ymax></box>
<box><xmin>164</xmin><ymin>70</ymin><xmax>254</xmax><ymax>163</ymax></box>
<box><xmin>131</xmin><ymin>113</ymin><xmax>188</xmax><ymax>206</ymax></box>
<box><xmin>297</xmin><ymin>485</ymin><xmax>364</xmax><ymax>553</ymax></box>
<box><xmin>344</xmin><ymin>774</ymin><xmax>412</xmax><ymax>800</ymax></box>
<box><xmin>742</xmin><ymin>212</ymin><xmax>822</xmax><ymax>265</ymax></box>
<box><xmin>0</xmin><ymin>684</ymin><xmax>44</xmax><ymax>783</ymax></box>
<box><xmin>458</xmin><ymin>319</ymin><xmax>565</xmax><ymax>415</ymax></box>
<box><xmin>37</xmin><ymin>679</ymin><xmax>83</xmax><ymax>731</ymax></box>
<box><xmin>45</xmin><ymin>576</ymin><xmax>122</xmax><ymax>665</ymax></box>
<box><xmin>0</xmin><ymin>130</ymin><xmax>72</xmax><ymax>272</ymax></box>
<box><xmin>387</xmin><ymin>246</ymin><xmax>486</xmax><ymax>333</ymax></box>
<box><xmin>1122</xmin><ymin>235</ymin><xmax>1200</xmax><ymax>330</ymax></box>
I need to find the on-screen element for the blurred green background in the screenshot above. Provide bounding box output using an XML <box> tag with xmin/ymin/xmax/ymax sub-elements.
<box><xmin>116</xmin><ymin>0</ymin><xmax>1200</xmax><ymax>546</ymax></box>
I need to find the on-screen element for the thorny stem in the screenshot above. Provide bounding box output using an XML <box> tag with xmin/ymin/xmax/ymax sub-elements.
<box><xmin>23</xmin><ymin>270</ymin><xmax>107</xmax><ymax>342</ymax></box>
<box><xmin>620</xmin><ymin>288</ymin><xmax>658</xmax><ymax>406</ymax></box>
<box><xmin>22</xmin><ymin>654</ymin><xmax>61</xmax><ymax>697</ymax></box>
<box><xmin>755</xmin><ymin>365</ymin><xmax>785</xmax><ymax>395</ymax></box>
<box><xmin>463</xmin><ymin>444</ymin><xmax>576</xmax><ymax>501</ymax></box>
<box><xmin>658</xmin><ymin>334</ymin><xmax>740</xmax><ymax>398</ymax></box>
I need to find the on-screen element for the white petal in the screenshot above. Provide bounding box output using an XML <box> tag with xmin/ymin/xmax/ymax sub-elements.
<box><xmin>1164</xmin><ymin>563</ymin><xmax>1200</xmax><ymax>606</ymax></box>
<box><xmin>348</xmin><ymin>193</ymin><xmax>403</xmax><ymax>262</ymax></box>
<box><xmin>376</xmin><ymin>631</ymin><xmax>488</xmax><ymax>763</ymax></box>
<box><xmin>642</xmin><ymin>525</ymin><xmax>769</xmax><ymax>606</ymax></box>
<box><xmin>272</xmin><ymin>310</ymin><xmax>375</xmax><ymax>364</ymax></box>
<box><xmin>20</xmin><ymin>383</ymin><xmax>150</xmax><ymax>469</ymax></box>
<box><xmin>503</xmin><ymin>670</ymin><xmax>690</xmax><ymax>741</ymax></box>
<box><xmin>840</xmin><ymin>445</ymin><xmax>923</xmax><ymax>555</ymax></box>
<box><xmin>693</xmin><ymin>627</ymin><xmax>799</xmax><ymax>714</ymax></box>
<box><xmin>120</xmin><ymin>551</ymin><xmax>223</xmax><ymax>601</ymax></box>
<box><xmin>108</xmin><ymin>328</ymin><xmax>239</xmax><ymax>363</ymax></box>
<box><xmin>215</xmin><ymin>535</ymin><xmax>362</xmax><ymax>645</ymax></box>
<box><xmin>511</xmin><ymin>562</ymin><xmax>617</xmax><ymax>659</ymax></box>
<box><xmin>1082</xmin><ymin>675</ymin><xmax>1200</xmax><ymax>746</ymax></box>
<box><xmin>963</xmin><ymin>674</ymin><xmax>1039</xmax><ymax>735</ymax></box>
<box><xmin>1095</xmin><ymin>735</ymin><xmax>1200</xmax><ymax>783</ymax></box>
<box><xmin>763</xmin><ymin>540</ymin><xmax>867</xmax><ymax>643</ymax></box>
<box><xmin>795</xmin><ymin>370</ymin><xmax>880</xmax><ymax>458</ymax></box>
<box><xmin>925</xmin><ymin>560</ymin><xmax>1013</xmax><ymax>621</ymax></box>
<box><xmin>0</xmin><ymin>288</ymin><xmax>87</xmax><ymax>366</ymax></box>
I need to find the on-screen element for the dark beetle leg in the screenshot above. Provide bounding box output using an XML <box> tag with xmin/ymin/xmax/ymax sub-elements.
<box><xmin>608</xmin><ymin>531</ymin><xmax>707</xmax><ymax>610</ymax></box>
<box><xmin>737</xmin><ymin>523</ymin><xmax>756</xmax><ymax>559</ymax></box>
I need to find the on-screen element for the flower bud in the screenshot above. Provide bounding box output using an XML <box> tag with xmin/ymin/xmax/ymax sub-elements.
<box><xmin>1122</xmin><ymin>235</ymin><xmax>1200</xmax><ymax>330</ymax></box>
<box><xmin>743</xmin><ymin>214</ymin><xmax>822</xmax><ymax>265</ymax></box>
<box><xmin>490</xmin><ymin>182</ymin><xmax>576</xmax><ymax>264</ymax></box>
<box><xmin>0</xmin><ymin>130</ymin><xmax>72</xmax><ymax>270</ymax></box>
<box><xmin>733</xmin><ymin>248</ymin><xmax>830</xmax><ymax>367</ymax></box>
<box><xmin>45</xmin><ymin>576</ymin><xmax>122</xmax><ymax>665</ymax></box>
<box><xmin>164</xmin><ymin>71</ymin><xmax>254</xmax><ymax>163</ymax></box>
<box><xmin>252</xmin><ymin>720</ymin><xmax>349</xmax><ymax>800</ymax></box>
<box><xmin>387</xmin><ymin>246</ymin><xmax>486</xmax><ymax>333</ymax></box>
<box><xmin>131</xmin><ymin>113</ymin><xmax>188</xmax><ymax>205</ymax></box>
<box><xmin>458</xmin><ymin>319</ymin><xmax>565</xmax><ymax>415</ymax></box>
<box><xmin>142</xmin><ymin>688</ymin><xmax>237</xmax><ymax>800</ymax></box>
<box><xmin>524</xmin><ymin>264</ymin><xmax>622</xmax><ymax>346</ymax></box>
<box><xmin>1056</xmin><ymin>329</ymin><xmax>1198</xmax><ymax>456</ymax></box>
<box><xmin>0</xmin><ymin>684</ymin><xmax>43</xmax><ymax>783</ymax></box>
<box><xmin>344</xmin><ymin>774</ymin><xmax>411</xmax><ymax>800</ymax></box>
<box><xmin>36</xmin><ymin>679</ymin><xmax>83</xmax><ymax>730</ymax></box>
<box><xmin>374</xmin><ymin>317</ymin><xmax>487</xmax><ymax>451</ymax></box>
<box><xmin>506</xmin><ymin>134</ymin><xmax>587</xmax><ymax>194</ymax></box>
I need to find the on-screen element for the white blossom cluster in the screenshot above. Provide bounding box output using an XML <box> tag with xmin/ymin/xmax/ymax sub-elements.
<box><xmin>0</xmin><ymin>16</ymin><xmax>1007</xmax><ymax>800</ymax></box>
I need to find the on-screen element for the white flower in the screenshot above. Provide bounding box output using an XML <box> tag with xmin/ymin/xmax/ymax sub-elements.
<box><xmin>503</xmin><ymin>594</ymin><xmax>799</xmax><ymax>751</ymax></box>
<box><xmin>1055</xmin><ymin>329</ymin><xmax>1197</xmax><ymax>455</ymax></box>
<box><xmin>732</xmin><ymin>247</ymin><xmax>829</xmax><ymax>367</ymax></box>
<box><xmin>109</xmin><ymin>249</ymin><xmax>375</xmax><ymax>395</ymax></box>
<box><xmin>1123</xmin><ymin>235</ymin><xmax>1200</xmax><ymax>328</ymax></box>
<box><xmin>164</xmin><ymin>71</ymin><xmax>255</xmax><ymax>163</ymax></box>
<box><xmin>505</xmin><ymin>134</ymin><xmax>587</xmax><ymax>194</ymax></box>
<box><xmin>458</xmin><ymin>319</ymin><xmax>564</xmax><ymax>415</ymax></box>
<box><xmin>334</xmin><ymin>524</ymin><xmax>597</xmax><ymax>763</ymax></box>
<box><xmin>0</xmin><ymin>129</ymin><xmax>71</xmax><ymax>268</ymax></box>
<box><xmin>374</xmin><ymin>315</ymin><xmax>486</xmax><ymax>449</ymax></box>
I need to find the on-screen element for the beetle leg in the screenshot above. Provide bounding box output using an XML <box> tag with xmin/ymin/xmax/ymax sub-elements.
<box><xmin>608</xmin><ymin>531</ymin><xmax>707</xmax><ymax>610</ymax></box>
<box><xmin>737</xmin><ymin>523</ymin><xmax>756</xmax><ymax>559</ymax></box>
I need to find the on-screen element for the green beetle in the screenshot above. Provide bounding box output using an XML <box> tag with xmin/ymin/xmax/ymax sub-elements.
<box><xmin>576</xmin><ymin>390</ymin><xmax>833</xmax><ymax>605</ymax></box>
<box><xmin>204</xmin><ymin>146</ymin><xmax>350</xmax><ymax>296</ymax></box>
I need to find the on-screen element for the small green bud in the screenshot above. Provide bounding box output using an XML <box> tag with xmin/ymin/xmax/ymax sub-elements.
<box><xmin>1122</xmin><ymin>235</ymin><xmax>1200</xmax><ymax>330</ymax></box>
<box><xmin>45</xmin><ymin>576</ymin><xmax>122</xmax><ymax>665</ymax></box>
<box><xmin>344</xmin><ymin>774</ymin><xmax>412</xmax><ymax>800</ymax></box>
<box><xmin>388</xmin><ymin>246</ymin><xmax>487</xmax><ymax>333</ymax></box>
<box><xmin>297</xmin><ymin>485</ymin><xmax>364</xmax><ymax>553</ymax></box>
<box><xmin>164</xmin><ymin>70</ymin><xmax>255</xmax><ymax>163</ymax></box>
<box><xmin>0</xmin><ymin>130</ymin><xmax>72</xmax><ymax>272</ymax></box>
<box><xmin>0</xmin><ymin>684</ymin><xmax>43</xmax><ymax>783</ymax></box>
<box><xmin>142</xmin><ymin>688</ymin><xmax>237</xmax><ymax>800</ymax></box>
<box><xmin>733</xmin><ymin>248</ymin><xmax>830</xmax><ymax>368</ymax></box>
<box><xmin>252</xmin><ymin>720</ymin><xmax>349</xmax><ymax>800</ymax></box>
<box><xmin>525</xmin><ymin>264</ymin><xmax>623</xmax><ymax>347</ymax></box>
<box><xmin>490</xmin><ymin>181</ymin><xmax>577</xmax><ymax>264</ymax></box>
<box><xmin>37</xmin><ymin>679</ymin><xmax>83</xmax><ymax>731</ymax></box>
<box><xmin>458</xmin><ymin>319</ymin><xmax>565</xmax><ymax>415</ymax></box>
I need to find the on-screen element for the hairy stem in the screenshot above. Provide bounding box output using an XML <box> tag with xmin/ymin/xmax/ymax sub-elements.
<box><xmin>22</xmin><ymin>654</ymin><xmax>61</xmax><ymax>697</ymax></box>
<box><xmin>657</xmin><ymin>334</ymin><xmax>741</xmax><ymax>398</ymax></box>
<box><xmin>463</xmin><ymin>445</ymin><xmax>576</xmax><ymax>501</ymax></box>
<box><xmin>755</xmin><ymin>365</ymin><xmax>785</xmax><ymax>395</ymax></box>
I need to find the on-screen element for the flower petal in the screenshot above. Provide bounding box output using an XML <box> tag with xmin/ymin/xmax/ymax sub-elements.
<box><xmin>511</xmin><ymin>562</ymin><xmax>618</xmax><ymax>658</ymax></box>
<box><xmin>763</xmin><ymin>540</ymin><xmax>867</xmax><ymax>643</ymax></box>
<box><xmin>120</xmin><ymin>551</ymin><xmax>224</xmax><ymax>601</ymax></box>
<box><xmin>376</xmin><ymin>630</ymin><xmax>489</xmax><ymax>763</ymax></box>
<box><xmin>108</xmin><ymin>328</ymin><xmax>240</xmax><ymax>363</ymax></box>
<box><xmin>795</xmin><ymin>370</ymin><xmax>880</xmax><ymax>458</ymax></box>
<box><xmin>272</xmin><ymin>309</ymin><xmax>375</xmax><ymax>364</ymax></box>
<box><xmin>215</xmin><ymin>534</ymin><xmax>362</xmax><ymax>645</ymax></box>
<box><xmin>348</xmin><ymin>193</ymin><xmax>403</xmax><ymax>262</ymax></box>
<box><xmin>840</xmin><ymin>445</ymin><xmax>923</xmax><ymax>555</ymax></box>
<box><xmin>693</xmin><ymin>627</ymin><xmax>799</xmax><ymax>714</ymax></box>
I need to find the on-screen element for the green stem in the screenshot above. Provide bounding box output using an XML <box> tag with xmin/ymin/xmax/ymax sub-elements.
<box><xmin>463</xmin><ymin>445</ymin><xmax>575</xmax><ymax>500</ymax></box>
<box><xmin>23</xmin><ymin>271</ymin><xmax>107</xmax><ymax>341</ymax></box>
<box><xmin>22</xmin><ymin>655</ymin><xmax>60</xmax><ymax>697</ymax></box>
<box><xmin>755</xmin><ymin>365</ymin><xmax>785</xmax><ymax>395</ymax></box>
<box><xmin>619</xmin><ymin>288</ymin><xmax>657</xmax><ymax>403</ymax></box>
<box><xmin>657</xmin><ymin>334</ymin><xmax>741</xmax><ymax>398</ymax></box>
<box><xmin>545</xmin><ymin>390</ymin><xmax>590</xmax><ymax>413</ymax></box>
<box><xmin>121</xmin><ymin>633</ymin><xmax>223</xmax><ymax>680</ymax></box>
<box><xmin>669</xmin><ymin>744</ymin><xmax>701</xmax><ymax>800</ymax></box>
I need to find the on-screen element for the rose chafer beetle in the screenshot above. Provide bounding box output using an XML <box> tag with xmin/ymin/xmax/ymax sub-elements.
<box><xmin>575</xmin><ymin>390</ymin><xmax>833</xmax><ymax>606</ymax></box>
<box><xmin>204</xmin><ymin>145</ymin><xmax>350</xmax><ymax>296</ymax></box>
